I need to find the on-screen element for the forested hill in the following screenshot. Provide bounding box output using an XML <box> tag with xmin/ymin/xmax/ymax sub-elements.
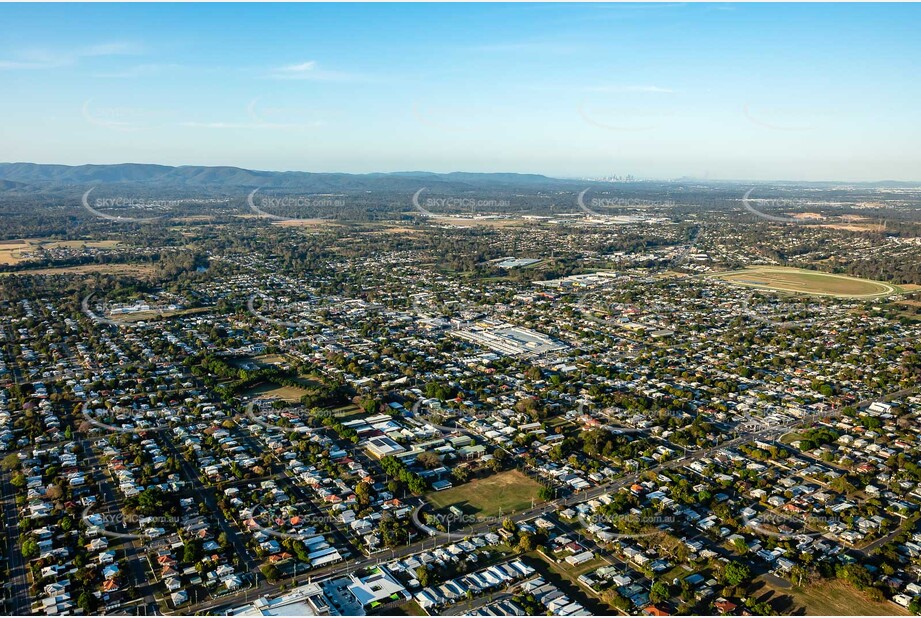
<box><xmin>0</xmin><ymin>163</ymin><xmax>583</xmax><ymax>192</ymax></box>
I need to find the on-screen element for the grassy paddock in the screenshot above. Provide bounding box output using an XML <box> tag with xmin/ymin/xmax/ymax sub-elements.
<box><xmin>754</xmin><ymin>577</ymin><xmax>909</xmax><ymax>616</ymax></box>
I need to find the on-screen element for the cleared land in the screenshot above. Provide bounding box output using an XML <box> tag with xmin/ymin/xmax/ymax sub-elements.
<box><xmin>109</xmin><ymin>306</ymin><xmax>213</xmax><ymax>324</ymax></box>
<box><xmin>391</xmin><ymin>600</ymin><xmax>428</xmax><ymax>616</ymax></box>
<box><xmin>426</xmin><ymin>470</ymin><xmax>544</xmax><ymax>517</ymax></box>
<box><xmin>0</xmin><ymin>238</ymin><xmax>120</xmax><ymax>265</ymax></box>
<box><xmin>404</xmin><ymin>214</ymin><xmax>533</xmax><ymax>228</ymax></box>
<box><xmin>242</xmin><ymin>382</ymin><xmax>311</xmax><ymax>401</ymax></box>
<box><xmin>241</xmin><ymin>371</ymin><xmax>327</xmax><ymax>402</ymax></box>
<box><xmin>713</xmin><ymin>266</ymin><xmax>896</xmax><ymax>298</ymax></box>
<box><xmin>0</xmin><ymin>263</ymin><xmax>155</xmax><ymax>277</ymax></box>
<box><xmin>754</xmin><ymin>577</ymin><xmax>909</xmax><ymax>616</ymax></box>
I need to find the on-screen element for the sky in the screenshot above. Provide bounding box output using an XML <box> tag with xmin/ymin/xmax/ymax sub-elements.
<box><xmin>1</xmin><ymin>2</ymin><xmax>920</xmax><ymax>182</ymax></box>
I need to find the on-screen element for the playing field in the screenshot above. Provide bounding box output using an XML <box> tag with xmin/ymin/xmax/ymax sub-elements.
<box><xmin>426</xmin><ymin>469</ymin><xmax>544</xmax><ymax>518</ymax></box>
<box><xmin>713</xmin><ymin>266</ymin><xmax>896</xmax><ymax>298</ymax></box>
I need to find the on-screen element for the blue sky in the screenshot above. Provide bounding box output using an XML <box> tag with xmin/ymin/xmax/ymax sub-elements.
<box><xmin>1</xmin><ymin>3</ymin><xmax>919</xmax><ymax>181</ymax></box>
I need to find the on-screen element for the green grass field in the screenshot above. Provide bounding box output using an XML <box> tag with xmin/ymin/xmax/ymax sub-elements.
<box><xmin>712</xmin><ymin>266</ymin><xmax>897</xmax><ymax>298</ymax></box>
<box><xmin>426</xmin><ymin>470</ymin><xmax>544</xmax><ymax>517</ymax></box>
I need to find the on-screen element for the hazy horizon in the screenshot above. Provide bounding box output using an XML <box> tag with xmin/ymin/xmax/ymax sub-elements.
<box><xmin>3</xmin><ymin>160</ymin><xmax>921</xmax><ymax>185</ymax></box>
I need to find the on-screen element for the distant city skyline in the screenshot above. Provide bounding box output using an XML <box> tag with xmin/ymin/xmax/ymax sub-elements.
<box><xmin>2</xmin><ymin>3</ymin><xmax>920</xmax><ymax>181</ymax></box>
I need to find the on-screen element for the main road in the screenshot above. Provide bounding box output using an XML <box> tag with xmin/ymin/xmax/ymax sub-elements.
<box><xmin>1</xmin><ymin>469</ymin><xmax>30</xmax><ymax>615</ymax></box>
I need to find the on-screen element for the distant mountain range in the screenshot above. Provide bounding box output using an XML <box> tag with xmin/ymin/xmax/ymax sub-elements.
<box><xmin>2</xmin><ymin>163</ymin><xmax>917</xmax><ymax>196</ymax></box>
<box><xmin>0</xmin><ymin>162</ymin><xmax>590</xmax><ymax>193</ymax></box>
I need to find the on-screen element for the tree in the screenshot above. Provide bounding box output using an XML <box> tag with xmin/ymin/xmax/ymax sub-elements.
<box><xmin>451</xmin><ymin>466</ymin><xmax>470</xmax><ymax>484</ymax></box>
<box><xmin>261</xmin><ymin>564</ymin><xmax>280</xmax><ymax>582</ymax></box>
<box><xmin>416</xmin><ymin>565</ymin><xmax>431</xmax><ymax>587</ymax></box>
<box><xmin>722</xmin><ymin>561</ymin><xmax>752</xmax><ymax>587</ymax></box>
<box><xmin>355</xmin><ymin>481</ymin><xmax>374</xmax><ymax>504</ymax></box>
<box><xmin>835</xmin><ymin>563</ymin><xmax>872</xmax><ymax>589</ymax></box>
<box><xmin>1</xmin><ymin>453</ymin><xmax>19</xmax><ymax>472</ymax></box>
<box><xmin>183</xmin><ymin>540</ymin><xmax>203</xmax><ymax>564</ymax></box>
<box><xmin>650</xmin><ymin>581</ymin><xmax>671</xmax><ymax>604</ymax></box>
<box><xmin>77</xmin><ymin>591</ymin><xmax>95</xmax><ymax>613</ymax></box>
<box><xmin>21</xmin><ymin>538</ymin><xmax>39</xmax><ymax>558</ymax></box>
<box><xmin>789</xmin><ymin>564</ymin><xmax>812</xmax><ymax>587</ymax></box>
<box><xmin>518</xmin><ymin>533</ymin><xmax>535</xmax><ymax>552</ymax></box>
<box><xmin>379</xmin><ymin>512</ymin><xmax>409</xmax><ymax>547</ymax></box>
<box><xmin>490</xmin><ymin>449</ymin><xmax>509</xmax><ymax>472</ymax></box>
<box><xmin>133</xmin><ymin>486</ymin><xmax>174</xmax><ymax>515</ymax></box>
<box><xmin>602</xmin><ymin>589</ymin><xmax>631</xmax><ymax>611</ymax></box>
<box><xmin>416</xmin><ymin>451</ymin><xmax>441</xmax><ymax>469</ymax></box>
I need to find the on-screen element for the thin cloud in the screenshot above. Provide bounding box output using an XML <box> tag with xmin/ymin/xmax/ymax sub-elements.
<box><xmin>470</xmin><ymin>41</ymin><xmax>583</xmax><ymax>54</ymax></box>
<box><xmin>586</xmin><ymin>85</ymin><xmax>676</xmax><ymax>94</ymax></box>
<box><xmin>276</xmin><ymin>61</ymin><xmax>317</xmax><ymax>73</ymax></box>
<box><xmin>93</xmin><ymin>63</ymin><xmax>181</xmax><ymax>79</ymax></box>
<box><xmin>592</xmin><ymin>3</ymin><xmax>687</xmax><ymax>10</ymax></box>
<box><xmin>267</xmin><ymin>60</ymin><xmax>357</xmax><ymax>82</ymax></box>
<box><xmin>179</xmin><ymin>121</ymin><xmax>324</xmax><ymax>130</ymax></box>
<box><xmin>80</xmin><ymin>42</ymin><xmax>143</xmax><ymax>57</ymax></box>
<box><xmin>0</xmin><ymin>41</ymin><xmax>142</xmax><ymax>71</ymax></box>
<box><xmin>0</xmin><ymin>59</ymin><xmax>60</xmax><ymax>70</ymax></box>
